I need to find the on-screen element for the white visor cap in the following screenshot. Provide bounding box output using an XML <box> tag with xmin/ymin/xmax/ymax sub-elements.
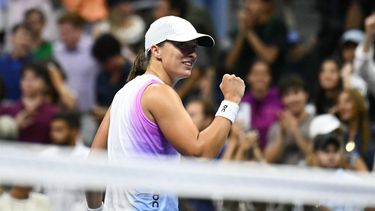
<box><xmin>145</xmin><ymin>16</ymin><xmax>215</xmax><ymax>54</ymax></box>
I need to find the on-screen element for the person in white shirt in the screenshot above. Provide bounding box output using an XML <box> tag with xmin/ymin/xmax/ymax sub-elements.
<box><xmin>41</xmin><ymin>111</ymin><xmax>90</xmax><ymax>211</ymax></box>
<box><xmin>353</xmin><ymin>13</ymin><xmax>375</xmax><ymax>95</ymax></box>
<box><xmin>0</xmin><ymin>186</ymin><xmax>51</xmax><ymax>211</ymax></box>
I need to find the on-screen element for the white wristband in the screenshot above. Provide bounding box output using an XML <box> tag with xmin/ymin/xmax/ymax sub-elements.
<box><xmin>88</xmin><ymin>202</ymin><xmax>104</xmax><ymax>211</ymax></box>
<box><xmin>215</xmin><ymin>100</ymin><xmax>240</xmax><ymax>123</ymax></box>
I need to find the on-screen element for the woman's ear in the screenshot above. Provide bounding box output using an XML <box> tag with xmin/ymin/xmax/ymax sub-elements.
<box><xmin>150</xmin><ymin>45</ymin><xmax>162</xmax><ymax>60</ymax></box>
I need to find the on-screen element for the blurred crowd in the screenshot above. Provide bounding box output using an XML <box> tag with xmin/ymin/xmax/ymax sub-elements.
<box><xmin>0</xmin><ymin>0</ymin><xmax>375</xmax><ymax>210</ymax></box>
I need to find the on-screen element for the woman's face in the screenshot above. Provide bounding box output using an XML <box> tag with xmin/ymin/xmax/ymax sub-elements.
<box><xmin>337</xmin><ymin>91</ymin><xmax>355</xmax><ymax>122</ymax></box>
<box><xmin>319</xmin><ymin>60</ymin><xmax>340</xmax><ymax>91</ymax></box>
<box><xmin>247</xmin><ymin>62</ymin><xmax>271</xmax><ymax>93</ymax></box>
<box><xmin>157</xmin><ymin>40</ymin><xmax>197</xmax><ymax>81</ymax></box>
<box><xmin>21</xmin><ymin>70</ymin><xmax>46</xmax><ymax>97</ymax></box>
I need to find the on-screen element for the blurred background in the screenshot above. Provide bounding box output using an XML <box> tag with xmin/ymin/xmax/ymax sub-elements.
<box><xmin>0</xmin><ymin>0</ymin><xmax>375</xmax><ymax>210</ymax></box>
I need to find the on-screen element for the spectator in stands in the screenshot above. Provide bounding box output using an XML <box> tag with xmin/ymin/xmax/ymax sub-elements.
<box><xmin>23</xmin><ymin>8</ymin><xmax>53</xmax><ymax>61</ymax></box>
<box><xmin>314</xmin><ymin>0</ymin><xmax>370</xmax><ymax>60</ymax></box>
<box><xmin>314</xmin><ymin>59</ymin><xmax>343</xmax><ymax>115</ymax></box>
<box><xmin>307</xmin><ymin>114</ymin><xmax>346</xmax><ymax>168</ymax></box>
<box><xmin>50</xmin><ymin>112</ymin><xmax>87</xmax><ymax>148</ymax></box>
<box><xmin>354</xmin><ymin>13</ymin><xmax>375</xmax><ymax>122</ymax></box>
<box><xmin>220</xmin><ymin>121</ymin><xmax>264</xmax><ymax>211</ymax></box>
<box><xmin>186</xmin><ymin>98</ymin><xmax>216</xmax><ymax>132</ymax></box>
<box><xmin>184</xmin><ymin>98</ymin><xmax>216</xmax><ymax>211</ymax></box>
<box><xmin>0</xmin><ymin>63</ymin><xmax>60</xmax><ymax>144</ymax></box>
<box><xmin>0</xmin><ymin>186</ymin><xmax>51</xmax><ymax>211</ymax></box>
<box><xmin>4</xmin><ymin>0</ymin><xmax>57</xmax><ymax>42</ymax></box>
<box><xmin>93</xmin><ymin>0</ymin><xmax>145</xmax><ymax>59</ymax></box>
<box><xmin>265</xmin><ymin>75</ymin><xmax>313</xmax><ymax>165</ymax></box>
<box><xmin>337</xmin><ymin>30</ymin><xmax>364</xmax><ymax>66</ymax></box>
<box><xmin>91</xmin><ymin>34</ymin><xmax>131</xmax><ymax>121</ymax></box>
<box><xmin>307</xmin><ymin>127</ymin><xmax>366</xmax><ymax>211</ymax></box>
<box><xmin>0</xmin><ymin>24</ymin><xmax>33</xmax><ymax>101</ymax></box>
<box><xmin>310</xmin><ymin>133</ymin><xmax>347</xmax><ymax>169</ymax></box>
<box><xmin>45</xmin><ymin>111</ymin><xmax>89</xmax><ymax>211</ymax></box>
<box><xmin>54</xmin><ymin>12</ymin><xmax>99</xmax><ymax>112</ymax></box>
<box><xmin>225</xmin><ymin>0</ymin><xmax>287</xmax><ymax>82</ymax></box>
<box><xmin>315</xmin><ymin>58</ymin><xmax>366</xmax><ymax>116</ymax></box>
<box><xmin>241</xmin><ymin>60</ymin><xmax>282</xmax><ymax>150</ymax></box>
<box><xmin>222</xmin><ymin>121</ymin><xmax>264</xmax><ymax>162</ymax></box>
<box><xmin>336</xmin><ymin>88</ymin><xmax>374</xmax><ymax>171</ymax></box>
<box><xmin>43</xmin><ymin>60</ymin><xmax>78</xmax><ymax>110</ymax></box>
<box><xmin>354</xmin><ymin>13</ymin><xmax>375</xmax><ymax>94</ymax></box>
<box><xmin>336</xmin><ymin>30</ymin><xmax>368</xmax><ymax>98</ymax></box>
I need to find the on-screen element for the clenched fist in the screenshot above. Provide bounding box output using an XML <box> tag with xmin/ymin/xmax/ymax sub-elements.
<box><xmin>220</xmin><ymin>74</ymin><xmax>245</xmax><ymax>104</ymax></box>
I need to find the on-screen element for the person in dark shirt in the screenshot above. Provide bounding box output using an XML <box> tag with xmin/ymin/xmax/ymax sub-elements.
<box><xmin>91</xmin><ymin>33</ymin><xmax>131</xmax><ymax>121</ymax></box>
<box><xmin>225</xmin><ymin>0</ymin><xmax>288</xmax><ymax>83</ymax></box>
<box><xmin>0</xmin><ymin>63</ymin><xmax>60</xmax><ymax>144</ymax></box>
<box><xmin>0</xmin><ymin>24</ymin><xmax>33</xmax><ymax>101</ymax></box>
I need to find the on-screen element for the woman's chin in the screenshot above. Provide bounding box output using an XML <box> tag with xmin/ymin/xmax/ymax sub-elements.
<box><xmin>181</xmin><ymin>70</ymin><xmax>192</xmax><ymax>78</ymax></box>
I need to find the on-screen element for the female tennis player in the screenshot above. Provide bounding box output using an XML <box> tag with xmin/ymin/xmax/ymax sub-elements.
<box><xmin>87</xmin><ymin>16</ymin><xmax>245</xmax><ymax>211</ymax></box>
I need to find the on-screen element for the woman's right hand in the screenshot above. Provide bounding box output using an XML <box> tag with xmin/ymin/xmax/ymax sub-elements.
<box><xmin>220</xmin><ymin>74</ymin><xmax>245</xmax><ymax>104</ymax></box>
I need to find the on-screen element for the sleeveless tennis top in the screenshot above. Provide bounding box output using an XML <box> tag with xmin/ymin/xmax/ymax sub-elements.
<box><xmin>104</xmin><ymin>74</ymin><xmax>179</xmax><ymax>211</ymax></box>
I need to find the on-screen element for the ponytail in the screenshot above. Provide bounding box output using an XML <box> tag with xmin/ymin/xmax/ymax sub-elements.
<box><xmin>127</xmin><ymin>51</ymin><xmax>151</xmax><ymax>82</ymax></box>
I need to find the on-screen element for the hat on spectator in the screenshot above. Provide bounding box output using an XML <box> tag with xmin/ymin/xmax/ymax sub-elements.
<box><xmin>341</xmin><ymin>30</ymin><xmax>364</xmax><ymax>45</ymax></box>
<box><xmin>145</xmin><ymin>16</ymin><xmax>215</xmax><ymax>54</ymax></box>
<box><xmin>309</xmin><ymin>114</ymin><xmax>341</xmax><ymax>139</ymax></box>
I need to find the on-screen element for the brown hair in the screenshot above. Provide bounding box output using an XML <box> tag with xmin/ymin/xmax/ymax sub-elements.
<box><xmin>127</xmin><ymin>42</ymin><xmax>165</xmax><ymax>82</ymax></box>
<box><xmin>126</xmin><ymin>51</ymin><xmax>151</xmax><ymax>82</ymax></box>
<box><xmin>340</xmin><ymin>88</ymin><xmax>370</xmax><ymax>153</ymax></box>
<box><xmin>58</xmin><ymin>12</ymin><xmax>85</xmax><ymax>29</ymax></box>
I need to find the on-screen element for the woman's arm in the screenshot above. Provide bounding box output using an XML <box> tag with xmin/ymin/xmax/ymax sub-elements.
<box><xmin>90</xmin><ymin>107</ymin><xmax>110</xmax><ymax>150</ymax></box>
<box><xmin>143</xmin><ymin>74</ymin><xmax>245</xmax><ymax>158</ymax></box>
<box><xmin>85</xmin><ymin>107</ymin><xmax>110</xmax><ymax>209</ymax></box>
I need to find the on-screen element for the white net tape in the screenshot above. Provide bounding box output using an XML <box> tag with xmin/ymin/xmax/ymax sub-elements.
<box><xmin>0</xmin><ymin>142</ymin><xmax>375</xmax><ymax>207</ymax></box>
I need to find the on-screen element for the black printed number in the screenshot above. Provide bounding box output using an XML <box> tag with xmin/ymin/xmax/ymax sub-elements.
<box><xmin>221</xmin><ymin>105</ymin><xmax>228</xmax><ymax>112</ymax></box>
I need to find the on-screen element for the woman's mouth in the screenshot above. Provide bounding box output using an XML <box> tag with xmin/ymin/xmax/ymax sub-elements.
<box><xmin>182</xmin><ymin>60</ymin><xmax>194</xmax><ymax>69</ymax></box>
